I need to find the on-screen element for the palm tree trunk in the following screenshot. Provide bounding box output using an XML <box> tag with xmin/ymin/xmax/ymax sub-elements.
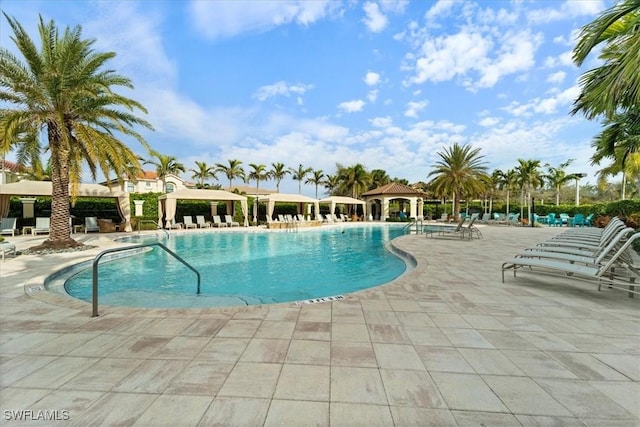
<box><xmin>39</xmin><ymin>125</ymin><xmax>80</xmax><ymax>249</ymax></box>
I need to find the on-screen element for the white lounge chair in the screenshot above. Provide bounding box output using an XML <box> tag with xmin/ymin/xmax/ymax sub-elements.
<box><xmin>425</xmin><ymin>217</ymin><xmax>467</xmax><ymax>239</ymax></box>
<box><xmin>502</xmin><ymin>232</ymin><xmax>640</xmax><ymax>297</ymax></box>
<box><xmin>0</xmin><ymin>241</ymin><xmax>16</xmax><ymax>261</ymax></box>
<box><xmin>212</xmin><ymin>215</ymin><xmax>227</xmax><ymax>227</ymax></box>
<box><xmin>32</xmin><ymin>217</ymin><xmax>50</xmax><ymax>235</ymax></box>
<box><xmin>183</xmin><ymin>216</ymin><xmax>198</xmax><ymax>229</ymax></box>
<box><xmin>196</xmin><ymin>215</ymin><xmax>211</xmax><ymax>228</ymax></box>
<box><xmin>84</xmin><ymin>216</ymin><xmax>100</xmax><ymax>233</ymax></box>
<box><xmin>0</xmin><ymin>217</ymin><xmax>17</xmax><ymax>237</ymax></box>
<box><xmin>166</xmin><ymin>218</ymin><xmax>182</xmax><ymax>230</ymax></box>
<box><xmin>225</xmin><ymin>215</ymin><xmax>240</xmax><ymax>227</ymax></box>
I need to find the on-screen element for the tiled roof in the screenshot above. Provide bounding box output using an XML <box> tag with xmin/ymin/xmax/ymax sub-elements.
<box><xmin>0</xmin><ymin>159</ymin><xmax>24</xmax><ymax>173</ymax></box>
<box><xmin>139</xmin><ymin>170</ymin><xmax>158</xmax><ymax>180</ymax></box>
<box><xmin>362</xmin><ymin>182</ymin><xmax>426</xmax><ymax>196</ymax></box>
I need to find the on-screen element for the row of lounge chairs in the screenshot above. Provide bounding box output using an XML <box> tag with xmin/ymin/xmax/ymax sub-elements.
<box><xmin>501</xmin><ymin>217</ymin><xmax>639</xmax><ymax>297</ymax></box>
<box><xmin>174</xmin><ymin>215</ymin><xmax>240</xmax><ymax>229</ymax></box>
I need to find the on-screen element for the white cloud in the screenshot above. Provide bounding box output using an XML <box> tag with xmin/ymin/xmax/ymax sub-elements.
<box><xmin>253</xmin><ymin>81</ymin><xmax>314</xmax><ymax>101</ymax></box>
<box><xmin>362</xmin><ymin>2</ymin><xmax>388</xmax><ymax>33</ymax></box>
<box><xmin>478</xmin><ymin>116</ymin><xmax>500</xmax><ymax>127</ymax></box>
<box><xmin>544</xmin><ymin>50</ymin><xmax>574</xmax><ymax>68</ymax></box>
<box><xmin>547</xmin><ymin>71</ymin><xmax>566</xmax><ymax>84</ymax></box>
<box><xmin>364</xmin><ymin>71</ymin><xmax>381</xmax><ymax>86</ymax></box>
<box><xmin>502</xmin><ymin>85</ymin><xmax>580</xmax><ymax>117</ymax></box>
<box><xmin>188</xmin><ymin>0</ymin><xmax>338</xmax><ymax>40</ymax></box>
<box><xmin>404</xmin><ymin>100</ymin><xmax>428</xmax><ymax>118</ymax></box>
<box><xmin>367</xmin><ymin>89</ymin><xmax>379</xmax><ymax>103</ymax></box>
<box><xmin>425</xmin><ymin>0</ymin><xmax>458</xmax><ymax>22</ymax></box>
<box><xmin>370</xmin><ymin>116</ymin><xmax>393</xmax><ymax>128</ymax></box>
<box><xmin>527</xmin><ymin>0</ymin><xmax>605</xmax><ymax>24</ymax></box>
<box><xmin>338</xmin><ymin>99</ymin><xmax>366</xmax><ymax>113</ymax></box>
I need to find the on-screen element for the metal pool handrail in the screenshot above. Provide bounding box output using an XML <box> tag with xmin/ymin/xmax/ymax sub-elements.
<box><xmin>91</xmin><ymin>243</ymin><xmax>201</xmax><ymax>317</ymax></box>
<box><xmin>137</xmin><ymin>219</ymin><xmax>169</xmax><ymax>238</ymax></box>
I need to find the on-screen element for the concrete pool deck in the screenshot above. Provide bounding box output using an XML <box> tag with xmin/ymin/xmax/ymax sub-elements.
<box><xmin>0</xmin><ymin>224</ymin><xmax>638</xmax><ymax>426</ymax></box>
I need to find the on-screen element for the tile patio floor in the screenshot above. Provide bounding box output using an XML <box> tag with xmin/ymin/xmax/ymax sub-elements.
<box><xmin>0</xmin><ymin>225</ymin><xmax>638</xmax><ymax>426</ymax></box>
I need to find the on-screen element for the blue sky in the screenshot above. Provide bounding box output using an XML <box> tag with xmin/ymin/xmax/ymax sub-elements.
<box><xmin>1</xmin><ymin>0</ymin><xmax>612</xmax><ymax>196</ymax></box>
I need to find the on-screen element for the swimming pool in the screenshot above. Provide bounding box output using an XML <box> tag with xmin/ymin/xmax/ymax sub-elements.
<box><xmin>59</xmin><ymin>224</ymin><xmax>411</xmax><ymax>308</ymax></box>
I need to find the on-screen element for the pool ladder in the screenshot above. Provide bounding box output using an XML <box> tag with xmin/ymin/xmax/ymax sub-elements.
<box><xmin>403</xmin><ymin>218</ymin><xmax>424</xmax><ymax>234</ymax></box>
<box><xmin>91</xmin><ymin>242</ymin><xmax>200</xmax><ymax>317</ymax></box>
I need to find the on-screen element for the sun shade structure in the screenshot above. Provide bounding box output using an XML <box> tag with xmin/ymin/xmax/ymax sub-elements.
<box><xmin>0</xmin><ymin>180</ymin><xmax>132</xmax><ymax>231</ymax></box>
<box><xmin>362</xmin><ymin>182</ymin><xmax>425</xmax><ymax>221</ymax></box>
<box><xmin>319</xmin><ymin>196</ymin><xmax>367</xmax><ymax>219</ymax></box>
<box><xmin>158</xmin><ymin>188</ymin><xmax>249</xmax><ymax>227</ymax></box>
<box><xmin>258</xmin><ymin>193</ymin><xmax>321</xmax><ymax>220</ymax></box>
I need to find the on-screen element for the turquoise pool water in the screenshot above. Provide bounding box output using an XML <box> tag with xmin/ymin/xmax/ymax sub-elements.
<box><xmin>62</xmin><ymin>224</ymin><xmax>409</xmax><ymax>308</ymax></box>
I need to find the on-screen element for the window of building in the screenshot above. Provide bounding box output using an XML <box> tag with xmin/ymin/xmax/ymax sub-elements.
<box><xmin>126</xmin><ymin>183</ymin><xmax>135</xmax><ymax>192</ymax></box>
<box><xmin>166</xmin><ymin>183</ymin><xmax>175</xmax><ymax>193</ymax></box>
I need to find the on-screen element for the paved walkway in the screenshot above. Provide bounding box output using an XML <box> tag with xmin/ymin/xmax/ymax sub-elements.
<box><xmin>0</xmin><ymin>225</ymin><xmax>638</xmax><ymax>426</ymax></box>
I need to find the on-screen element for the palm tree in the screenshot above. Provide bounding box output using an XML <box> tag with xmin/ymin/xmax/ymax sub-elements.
<box><xmin>247</xmin><ymin>163</ymin><xmax>268</xmax><ymax>224</ymax></box>
<box><xmin>216</xmin><ymin>159</ymin><xmax>245</xmax><ymax>189</ymax></box>
<box><xmin>514</xmin><ymin>159</ymin><xmax>544</xmax><ymax>222</ymax></box>
<box><xmin>572</xmin><ymin>0</ymin><xmax>640</xmax><ymax>120</ymax></box>
<box><xmin>306</xmin><ymin>169</ymin><xmax>325</xmax><ymax>198</ymax></box>
<box><xmin>0</xmin><ymin>14</ymin><xmax>151</xmax><ymax>249</ymax></box>
<box><xmin>145</xmin><ymin>151</ymin><xmax>186</xmax><ymax>192</ymax></box>
<box><xmin>543</xmin><ymin>159</ymin><xmax>578</xmax><ymax>206</ymax></box>
<box><xmin>290</xmin><ymin>164</ymin><xmax>312</xmax><ymax>194</ymax></box>
<box><xmin>189</xmin><ymin>161</ymin><xmax>217</xmax><ymax>188</ymax></box>
<box><xmin>494</xmin><ymin>168</ymin><xmax>518</xmax><ymax>216</ymax></box>
<box><xmin>269</xmin><ymin>162</ymin><xmax>289</xmax><ymax>192</ymax></box>
<box><xmin>338</xmin><ymin>163</ymin><xmax>371</xmax><ymax>199</ymax></box>
<box><xmin>427</xmin><ymin>144</ymin><xmax>488</xmax><ymax>221</ymax></box>
<box><xmin>323</xmin><ymin>174</ymin><xmax>340</xmax><ymax>195</ymax></box>
<box><xmin>370</xmin><ymin>169</ymin><xmax>391</xmax><ymax>189</ymax></box>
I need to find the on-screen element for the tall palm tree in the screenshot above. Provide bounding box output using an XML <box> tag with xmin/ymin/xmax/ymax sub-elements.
<box><xmin>494</xmin><ymin>168</ymin><xmax>518</xmax><ymax>216</ymax></box>
<box><xmin>145</xmin><ymin>151</ymin><xmax>186</xmax><ymax>192</ymax></box>
<box><xmin>189</xmin><ymin>161</ymin><xmax>216</xmax><ymax>188</ymax></box>
<box><xmin>306</xmin><ymin>169</ymin><xmax>325</xmax><ymax>199</ymax></box>
<box><xmin>290</xmin><ymin>164</ymin><xmax>312</xmax><ymax>194</ymax></box>
<box><xmin>427</xmin><ymin>143</ymin><xmax>488</xmax><ymax>221</ymax></box>
<box><xmin>269</xmin><ymin>162</ymin><xmax>289</xmax><ymax>192</ymax></box>
<box><xmin>514</xmin><ymin>159</ymin><xmax>543</xmax><ymax>222</ymax></box>
<box><xmin>572</xmin><ymin>0</ymin><xmax>640</xmax><ymax>120</ymax></box>
<box><xmin>248</xmin><ymin>163</ymin><xmax>268</xmax><ymax>224</ymax></box>
<box><xmin>338</xmin><ymin>163</ymin><xmax>371</xmax><ymax>199</ymax></box>
<box><xmin>0</xmin><ymin>14</ymin><xmax>151</xmax><ymax>249</ymax></box>
<box><xmin>543</xmin><ymin>159</ymin><xmax>578</xmax><ymax>206</ymax></box>
<box><xmin>216</xmin><ymin>159</ymin><xmax>245</xmax><ymax>189</ymax></box>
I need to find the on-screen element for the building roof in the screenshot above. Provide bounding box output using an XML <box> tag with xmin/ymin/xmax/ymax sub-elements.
<box><xmin>139</xmin><ymin>170</ymin><xmax>158</xmax><ymax>180</ymax></box>
<box><xmin>361</xmin><ymin>182</ymin><xmax>426</xmax><ymax>196</ymax></box>
<box><xmin>0</xmin><ymin>159</ymin><xmax>24</xmax><ymax>173</ymax></box>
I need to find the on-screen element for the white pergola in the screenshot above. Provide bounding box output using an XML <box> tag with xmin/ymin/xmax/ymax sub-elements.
<box><xmin>0</xmin><ymin>180</ymin><xmax>132</xmax><ymax>231</ymax></box>
<box><xmin>318</xmin><ymin>196</ymin><xmax>367</xmax><ymax>219</ymax></box>
<box><xmin>158</xmin><ymin>188</ymin><xmax>249</xmax><ymax>227</ymax></box>
<box><xmin>258</xmin><ymin>193</ymin><xmax>321</xmax><ymax>221</ymax></box>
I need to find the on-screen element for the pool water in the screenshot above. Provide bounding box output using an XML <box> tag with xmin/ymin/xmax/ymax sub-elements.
<box><xmin>62</xmin><ymin>225</ymin><xmax>409</xmax><ymax>308</ymax></box>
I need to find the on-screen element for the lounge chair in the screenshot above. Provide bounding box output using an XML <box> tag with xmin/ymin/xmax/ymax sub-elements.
<box><xmin>165</xmin><ymin>218</ymin><xmax>182</xmax><ymax>230</ymax></box>
<box><xmin>32</xmin><ymin>217</ymin><xmax>50</xmax><ymax>235</ymax></box>
<box><xmin>84</xmin><ymin>216</ymin><xmax>100</xmax><ymax>233</ymax></box>
<box><xmin>502</xmin><ymin>232</ymin><xmax>640</xmax><ymax>297</ymax></box>
<box><xmin>508</xmin><ymin>213</ymin><xmax>521</xmax><ymax>226</ymax></box>
<box><xmin>0</xmin><ymin>241</ymin><xmax>16</xmax><ymax>261</ymax></box>
<box><xmin>225</xmin><ymin>215</ymin><xmax>240</xmax><ymax>227</ymax></box>
<box><xmin>0</xmin><ymin>217</ymin><xmax>17</xmax><ymax>237</ymax></box>
<box><xmin>461</xmin><ymin>217</ymin><xmax>482</xmax><ymax>240</ymax></box>
<box><xmin>183</xmin><ymin>216</ymin><xmax>198</xmax><ymax>229</ymax></box>
<box><xmin>196</xmin><ymin>215</ymin><xmax>211</xmax><ymax>228</ymax></box>
<box><xmin>425</xmin><ymin>217</ymin><xmax>467</xmax><ymax>238</ymax></box>
<box><xmin>212</xmin><ymin>215</ymin><xmax>227</xmax><ymax>227</ymax></box>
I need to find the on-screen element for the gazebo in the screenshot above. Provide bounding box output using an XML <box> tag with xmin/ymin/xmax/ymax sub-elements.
<box><xmin>318</xmin><ymin>196</ymin><xmax>367</xmax><ymax>220</ymax></box>
<box><xmin>258</xmin><ymin>193</ymin><xmax>321</xmax><ymax>221</ymax></box>
<box><xmin>158</xmin><ymin>188</ymin><xmax>249</xmax><ymax>227</ymax></box>
<box><xmin>361</xmin><ymin>182</ymin><xmax>425</xmax><ymax>221</ymax></box>
<box><xmin>0</xmin><ymin>180</ymin><xmax>132</xmax><ymax>231</ymax></box>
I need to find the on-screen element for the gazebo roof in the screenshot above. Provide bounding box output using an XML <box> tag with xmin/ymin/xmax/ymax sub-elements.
<box><xmin>158</xmin><ymin>188</ymin><xmax>247</xmax><ymax>201</ymax></box>
<box><xmin>0</xmin><ymin>180</ymin><xmax>125</xmax><ymax>198</ymax></box>
<box><xmin>318</xmin><ymin>196</ymin><xmax>365</xmax><ymax>205</ymax></box>
<box><xmin>361</xmin><ymin>182</ymin><xmax>425</xmax><ymax>197</ymax></box>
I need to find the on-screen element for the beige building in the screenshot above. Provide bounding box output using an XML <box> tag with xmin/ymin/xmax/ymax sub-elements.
<box><xmin>104</xmin><ymin>171</ymin><xmax>190</xmax><ymax>193</ymax></box>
